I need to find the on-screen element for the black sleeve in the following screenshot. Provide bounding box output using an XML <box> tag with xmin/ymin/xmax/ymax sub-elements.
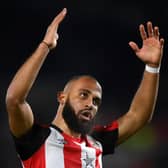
<box><xmin>91</xmin><ymin>121</ymin><xmax>118</xmax><ymax>155</ymax></box>
<box><xmin>12</xmin><ymin>123</ymin><xmax>50</xmax><ymax>160</ymax></box>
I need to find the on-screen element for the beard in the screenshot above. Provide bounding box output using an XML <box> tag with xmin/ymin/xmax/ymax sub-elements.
<box><xmin>62</xmin><ymin>100</ymin><xmax>96</xmax><ymax>135</ymax></box>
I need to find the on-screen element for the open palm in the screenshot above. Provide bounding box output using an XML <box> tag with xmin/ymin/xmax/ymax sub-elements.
<box><xmin>129</xmin><ymin>22</ymin><xmax>164</xmax><ymax>67</ymax></box>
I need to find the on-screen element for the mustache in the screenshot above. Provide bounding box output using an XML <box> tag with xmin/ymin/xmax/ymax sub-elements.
<box><xmin>78</xmin><ymin>108</ymin><xmax>95</xmax><ymax>120</ymax></box>
<box><xmin>62</xmin><ymin>101</ymin><xmax>96</xmax><ymax>135</ymax></box>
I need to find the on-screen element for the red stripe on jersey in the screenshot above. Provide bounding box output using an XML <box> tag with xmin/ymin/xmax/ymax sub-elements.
<box><xmin>22</xmin><ymin>144</ymin><xmax>46</xmax><ymax>168</ymax></box>
<box><xmin>63</xmin><ymin>133</ymin><xmax>82</xmax><ymax>168</ymax></box>
<box><xmin>95</xmin><ymin>150</ymin><xmax>101</xmax><ymax>168</ymax></box>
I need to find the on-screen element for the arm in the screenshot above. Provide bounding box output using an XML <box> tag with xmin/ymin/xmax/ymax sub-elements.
<box><xmin>6</xmin><ymin>8</ymin><xmax>67</xmax><ymax>138</ymax></box>
<box><xmin>117</xmin><ymin>21</ymin><xmax>164</xmax><ymax>145</ymax></box>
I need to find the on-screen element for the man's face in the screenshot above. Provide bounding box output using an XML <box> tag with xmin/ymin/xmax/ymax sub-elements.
<box><xmin>62</xmin><ymin>77</ymin><xmax>102</xmax><ymax>135</ymax></box>
<box><xmin>62</xmin><ymin>98</ymin><xmax>96</xmax><ymax>135</ymax></box>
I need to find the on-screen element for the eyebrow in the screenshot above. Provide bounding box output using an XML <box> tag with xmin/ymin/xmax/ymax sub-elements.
<box><xmin>79</xmin><ymin>89</ymin><xmax>101</xmax><ymax>100</ymax></box>
<box><xmin>79</xmin><ymin>88</ymin><xmax>91</xmax><ymax>94</ymax></box>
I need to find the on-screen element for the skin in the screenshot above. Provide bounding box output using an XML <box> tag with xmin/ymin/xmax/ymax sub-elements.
<box><xmin>6</xmin><ymin>8</ymin><xmax>164</xmax><ymax>147</ymax></box>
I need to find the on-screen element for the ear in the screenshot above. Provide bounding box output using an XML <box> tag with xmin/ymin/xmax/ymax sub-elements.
<box><xmin>57</xmin><ymin>91</ymin><xmax>66</xmax><ymax>104</ymax></box>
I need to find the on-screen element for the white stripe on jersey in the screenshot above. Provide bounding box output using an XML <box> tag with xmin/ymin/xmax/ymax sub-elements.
<box><xmin>81</xmin><ymin>142</ymin><xmax>96</xmax><ymax>168</ymax></box>
<box><xmin>45</xmin><ymin>127</ymin><xmax>65</xmax><ymax>168</ymax></box>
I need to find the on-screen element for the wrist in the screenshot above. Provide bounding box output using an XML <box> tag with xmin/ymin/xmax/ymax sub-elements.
<box><xmin>145</xmin><ymin>64</ymin><xmax>160</xmax><ymax>74</ymax></box>
<box><xmin>41</xmin><ymin>41</ymin><xmax>50</xmax><ymax>51</ymax></box>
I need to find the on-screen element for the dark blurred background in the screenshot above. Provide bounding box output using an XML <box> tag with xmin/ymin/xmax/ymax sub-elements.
<box><xmin>1</xmin><ymin>0</ymin><xmax>168</xmax><ymax>167</ymax></box>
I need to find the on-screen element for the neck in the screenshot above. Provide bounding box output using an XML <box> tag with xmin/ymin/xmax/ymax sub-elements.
<box><xmin>52</xmin><ymin>114</ymin><xmax>81</xmax><ymax>138</ymax></box>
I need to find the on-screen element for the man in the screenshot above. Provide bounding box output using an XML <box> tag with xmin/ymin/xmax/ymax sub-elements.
<box><xmin>6</xmin><ymin>8</ymin><xmax>164</xmax><ymax>168</ymax></box>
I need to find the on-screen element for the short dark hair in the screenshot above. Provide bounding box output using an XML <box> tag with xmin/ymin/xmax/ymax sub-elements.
<box><xmin>63</xmin><ymin>75</ymin><xmax>100</xmax><ymax>92</ymax></box>
<box><xmin>67</xmin><ymin>75</ymin><xmax>97</xmax><ymax>83</ymax></box>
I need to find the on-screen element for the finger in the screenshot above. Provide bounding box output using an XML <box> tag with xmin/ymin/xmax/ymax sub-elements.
<box><xmin>160</xmin><ymin>38</ymin><xmax>164</xmax><ymax>47</ymax></box>
<box><xmin>160</xmin><ymin>38</ymin><xmax>164</xmax><ymax>56</ymax></box>
<box><xmin>56</xmin><ymin>33</ymin><xmax>59</xmax><ymax>40</ymax></box>
<box><xmin>147</xmin><ymin>21</ymin><xmax>154</xmax><ymax>37</ymax></box>
<box><xmin>51</xmin><ymin>8</ymin><xmax>67</xmax><ymax>29</ymax></box>
<box><xmin>153</xmin><ymin>26</ymin><xmax>159</xmax><ymax>39</ymax></box>
<box><xmin>139</xmin><ymin>24</ymin><xmax>147</xmax><ymax>40</ymax></box>
<box><xmin>129</xmin><ymin>41</ymin><xmax>140</xmax><ymax>53</ymax></box>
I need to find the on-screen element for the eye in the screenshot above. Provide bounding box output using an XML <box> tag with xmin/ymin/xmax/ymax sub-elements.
<box><xmin>93</xmin><ymin>98</ymin><xmax>101</xmax><ymax>107</ymax></box>
<box><xmin>80</xmin><ymin>92</ymin><xmax>88</xmax><ymax>98</ymax></box>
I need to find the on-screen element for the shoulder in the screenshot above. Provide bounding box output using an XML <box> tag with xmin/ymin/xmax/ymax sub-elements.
<box><xmin>93</xmin><ymin>121</ymin><xmax>118</xmax><ymax>132</ymax></box>
<box><xmin>90</xmin><ymin>121</ymin><xmax>119</xmax><ymax>155</ymax></box>
<box><xmin>12</xmin><ymin>122</ymin><xmax>51</xmax><ymax>160</ymax></box>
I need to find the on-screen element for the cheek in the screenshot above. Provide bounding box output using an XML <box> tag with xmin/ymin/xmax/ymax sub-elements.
<box><xmin>70</xmin><ymin>100</ymin><xmax>83</xmax><ymax>114</ymax></box>
<box><xmin>93</xmin><ymin>108</ymin><xmax>98</xmax><ymax>116</ymax></box>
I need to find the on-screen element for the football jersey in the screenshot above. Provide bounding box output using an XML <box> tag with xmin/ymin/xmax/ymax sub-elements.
<box><xmin>13</xmin><ymin>121</ymin><xmax>118</xmax><ymax>168</ymax></box>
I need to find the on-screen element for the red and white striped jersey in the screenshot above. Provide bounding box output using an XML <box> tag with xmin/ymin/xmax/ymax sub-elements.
<box><xmin>13</xmin><ymin>122</ymin><xmax>118</xmax><ymax>168</ymax></box>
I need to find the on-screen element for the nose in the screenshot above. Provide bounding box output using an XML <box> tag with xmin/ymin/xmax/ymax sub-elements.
<box><xmin>85</xmin><ymin>98</ymin><xmax>94</xmax><ymax>110</ymax></box>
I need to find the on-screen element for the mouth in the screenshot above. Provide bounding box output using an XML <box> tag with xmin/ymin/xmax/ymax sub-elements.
<box><xmin>79</xmin><ymin>110</ymin><xmax>93</xmax><ymax>121</ymax></box>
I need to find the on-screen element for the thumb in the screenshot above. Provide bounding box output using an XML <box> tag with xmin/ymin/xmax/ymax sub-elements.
<box><xmin>129</xmin><ymin>41</ymin><xmax>140</xmax><ymax>53</ymax></box>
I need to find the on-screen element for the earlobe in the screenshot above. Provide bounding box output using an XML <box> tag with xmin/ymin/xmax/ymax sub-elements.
<box><xmin>57</xmin><ymin>91</ymin><xmax>66</xmax><ymax>104</ymax></box>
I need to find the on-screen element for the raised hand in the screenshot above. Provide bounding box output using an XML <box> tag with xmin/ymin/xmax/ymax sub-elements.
<box><xmin>129</xmin><ymin>21</ymin><xmax>164</xmax><ymax>67</ymax></box>
<box><xmin>43</xmin><ymin>8</ymin><xmax>67</xmax><ymax>50</ymax></box>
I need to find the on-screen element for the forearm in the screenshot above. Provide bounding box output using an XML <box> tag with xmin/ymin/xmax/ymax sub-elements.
<box><xmin>6</xmin><ymin>42</ymin><xmax>49</xmax><ymax>102</ymax></box>
<box><xmin>129</xmin><ymin>70</ymin><xmax>159</xmax><ymax>125</ymax></box>
<box><xmin>117</xmin><ymin>70</ymin><xmax>159</xmax><ymax>144</ymax></box>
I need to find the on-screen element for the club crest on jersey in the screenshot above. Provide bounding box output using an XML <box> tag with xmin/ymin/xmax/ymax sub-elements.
<box><xmin>82</xmin><ymin>152</ymin><xmax>95</xmax><ymax>168</ymax></box>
